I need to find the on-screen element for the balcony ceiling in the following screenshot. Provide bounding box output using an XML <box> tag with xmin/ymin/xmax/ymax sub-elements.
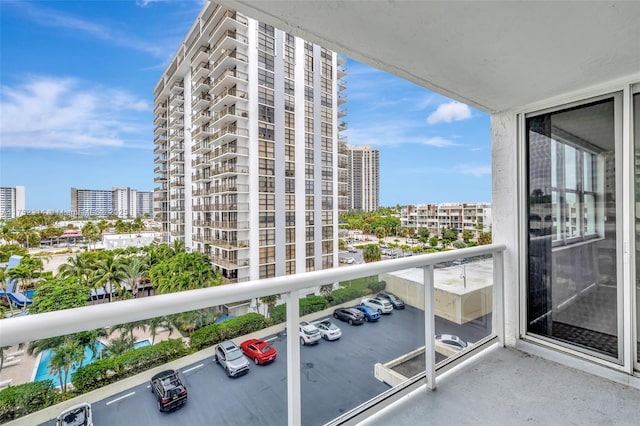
<box><xmin>221</xmin><ymin>1</ymin><xmax>640</xmax><ymax>113</ymax></box>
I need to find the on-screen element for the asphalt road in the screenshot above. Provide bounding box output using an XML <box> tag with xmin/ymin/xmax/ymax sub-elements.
<box><xmin>42</xmin><ymin>306</ymin><xmax>491</xmax><ymax>426</ymax></box>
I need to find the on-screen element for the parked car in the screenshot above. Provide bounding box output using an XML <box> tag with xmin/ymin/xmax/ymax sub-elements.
<box><xmin>333</xmin><ymin>307</ymin><xmax>365</xmax><ymax>325</ymax></box>
<box><xmin>376</xmin><ymin>291</ymin><xmax>406</xmax><ymax>309</ymax></box>
<box><xmin>361</xmin><ymin>297</ymin><xmax>393</xmax><ymax>314</ymax></box>
<box><xmin>240</xmin><ymin>338</ymin><xmax>277</xmax><ymax>365</ymax></box>
<box><xmin>56</xmin><ymin>402</ymin><xmax>93</xmax><ymax>426</ymax></box>
<box><xmin>315</xmin><ymin>320</ymin><xmax>342</xmax><ymax>340</ymax></box>
<box><xmin>214</xmin><ymin>340</ymin><xmax>251</xmax><ymax>377</ymax></box>
<box><xmin>299</xmin><ymin>321</ymin><xmax>322</xmax><ymax>345</ymax></box>
<box><xmin>149</xmin><ymin>370</ymin><xmax>188</xmax><ymax>412</ymax></box>
<box><xmin>435</xmin><ymin>334</ymin><xmax>469</xmax><ymax>351</ymax></box>
<box><xmin>352</xmin><ymin>304</ymin><xmax>381</xmax><ymax>322</ymax></box>
<box><xmin>348</xmin><ymin>247</ymin><xmax>358</xmax><ymax>253</ymax></box>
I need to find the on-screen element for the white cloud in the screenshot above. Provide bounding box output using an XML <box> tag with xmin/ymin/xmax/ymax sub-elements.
<box><xmin>0</xmin><ymin>76</ymin><xmax>150</xmax><ymax>151</ymax></box>
<box><xmin>458</xmin><ymin>165</ymin><xmax>491</xmax><ymax>176</ymax></box>
<box><xmin>427</xmin><ymin>101</ymin><xmax>472</xmax><ymax>124</ymax></box>
<box><xmin>420</xmin><ymin>137</ymin><xmax>455</xmax><ymax>147</ymax></box>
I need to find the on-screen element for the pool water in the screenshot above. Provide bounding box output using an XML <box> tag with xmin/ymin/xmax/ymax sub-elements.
<box><xmin>34</xmin><ymin>339</ymin><xmax>151</xmax><ymax>387</ymax></box>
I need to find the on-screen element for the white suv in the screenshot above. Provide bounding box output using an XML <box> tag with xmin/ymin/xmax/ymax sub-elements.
<box><xmin>361</xmin><ymin>297</ymin><xmax>393</xmax><ymax>314</ymax></box>
<box><xmin>299</xmin><ymin>321</ymin><xmax>322</xmax><ymax>345</ymax></box>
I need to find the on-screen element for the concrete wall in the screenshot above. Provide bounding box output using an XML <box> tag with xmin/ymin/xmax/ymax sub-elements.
<box><xmin>381</xmin><ymin>273</ymin><xmax>493</xmax><ymax>325</ymax></box>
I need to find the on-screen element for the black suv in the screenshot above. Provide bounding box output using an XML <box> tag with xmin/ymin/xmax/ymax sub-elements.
<box><xmin>150</xmin><ymin>369</ymin><xmax>188</xmax><ymax>412</ymax></box>
<box><xmin>376</xmin><ymin>291</ymin><xmax>406</xmax><ymax>309</ymax></box>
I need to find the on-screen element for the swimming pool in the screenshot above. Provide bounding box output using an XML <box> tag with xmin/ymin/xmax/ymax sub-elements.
<box><xmin>34</xmin><ymin>339</ymin><xmax>151</xmax><ymax>387</ymax></box>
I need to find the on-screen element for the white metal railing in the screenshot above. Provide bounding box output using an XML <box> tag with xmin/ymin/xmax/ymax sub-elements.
<box><xmin>0</xmin><ymin>243</ymin><xmax>505</xmax><ymax>426</ymax></box>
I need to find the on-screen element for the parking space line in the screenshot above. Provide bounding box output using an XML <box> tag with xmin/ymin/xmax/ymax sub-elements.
<box><xmin>106</xmin><ymin>391</ymin><xmax>135</xmax><ymax>405</ymax></box>
<box><xmin>182</xmin><ymin>363</ymin><xmax>204</xmax><ymax>373</ymax></box>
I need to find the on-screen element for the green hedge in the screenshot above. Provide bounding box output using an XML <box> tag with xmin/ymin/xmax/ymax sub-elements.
<box><xmin>366</xmin><ymin>280</ymin><xmax>386</xmax><ymax>294</ymax></box>
<box><xmin>0</xmin><ymin>380</ymin><xmax>58</xmax><ymax>422</ymax></box>
<box><xmin>72</xmin><ymin>338</ymin><xmax>189</xmax><ymax>393</ymax></box>
<box><xmin>326</xmin><ymin>287</ymin><xmax>368</xmax><ymax>306</ymax></box>
<box><xmin>190</xmin><ymin>313</ymin><xmax>269</xmax><ymax>351</ymax></box>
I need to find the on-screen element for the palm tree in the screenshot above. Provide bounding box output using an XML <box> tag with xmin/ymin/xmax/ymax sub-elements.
<box><xmin>121</xmin><ymin>257</ymin><xmax>147</xmax><ymax>299</ymax></box>
<box><xmin>362</xmin><ymin>244</ymin><xmax>382</xmax><ymax>263</ymax></box>
<box><xmin>94</xmin><ymin>253</ymin><xmax>126</xmax><ymax>302</ymax></box>
<box><xmin>101</xmin><ymin>334</ymin><xmax>134</xmax><ymax>358</ymax></box>
<box><xmin>49</xmin><ymin>341</ymin><xmax>85</xmax><ymax>393</ymax></box>
<box><xmin>146</xmin><ymin>316</ymin><xmax>172</xmax><ymax>344</ymax></box>
<box><xmin>259</xmin><ymin>294</ymin><xmax>280</xmax><ymax>318</ymax></box>
<box><xmin>75</xmin><ymin>329</ymin><xmax>108</xmax><ymax>364</ymax></box>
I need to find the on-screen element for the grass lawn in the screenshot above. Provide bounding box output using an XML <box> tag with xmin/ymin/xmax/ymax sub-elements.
<box><xmin>339</xmin><ymin>275</ymin><xmax>379</xmax><ymax>291</ymax></box>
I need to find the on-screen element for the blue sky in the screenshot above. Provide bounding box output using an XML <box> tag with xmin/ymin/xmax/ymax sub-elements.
<box><xmin>0</xmin><ymin>0</ymin><xmax>491</xmax><ymax>212</ymax></box>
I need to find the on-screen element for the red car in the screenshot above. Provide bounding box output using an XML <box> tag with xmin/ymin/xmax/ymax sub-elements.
<box><xmin>240</xmin><ymin>338</ymin><xmax>277</xmax><ymax>365</ymax></box>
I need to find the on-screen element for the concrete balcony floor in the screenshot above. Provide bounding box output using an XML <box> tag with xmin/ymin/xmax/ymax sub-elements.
<box><xmin>361</xmin><ymin>346</ymin><xmax>640</xmax><ymax>426</ymax></box>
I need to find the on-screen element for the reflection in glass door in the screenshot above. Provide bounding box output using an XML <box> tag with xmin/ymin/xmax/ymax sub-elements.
<box><xmin>526</xmin><ymin>95</ymin><xmax>622</xmax><ymax>361</ymax></box>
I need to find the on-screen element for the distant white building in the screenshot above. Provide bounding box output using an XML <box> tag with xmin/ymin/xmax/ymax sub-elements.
<box><xmin>102</xmin><ymin>231</ymin><xmax>159</xmax><ymax>250</ymax></box>
<box><xmin>0</xmin><ymin>186</ymin><xmax>26</xmax><ymax>220</ymax></box>
<box><xmin>401</xmin><ymin>202</ymin><xmax>492</xmax><ymax>239</ymax></box>
<box><xmin>71</xmin><ymin>187</ymin><xmax>153</xmax><ymax>218</ymax></box>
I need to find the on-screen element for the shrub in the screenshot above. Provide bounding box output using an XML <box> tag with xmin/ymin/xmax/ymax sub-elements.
<box><xmin>327</xmin><ymin>287</ymin><xmax>368</xmax><ymax>306</ymax></box>
<box><xmin>72</xmin><ymin>339</ymin><xmax>189</xmax><ymax>393</ymax></box>
<box><xmin>271</xmin><ymin>304</ymin><xmax>286</xmax><ymax>324</ymax></box>
<box><xmin>0</xmin><ymin>380</ymin><xmax>58</xmax><ymax>422</ymax></box>
<box><xmin>299</xmin><ymin>295</ymin><xmax>327</xmax><ymax>315</ymax></box>
<box><xmin>190</xmin><ymin>313</ymin><xmax>269</xmax><ymax>351</ymax></box>
<box><xmin>366</xmin><ymin>280</ymin><xmax>386</xmax><ymax>294</ymax></box>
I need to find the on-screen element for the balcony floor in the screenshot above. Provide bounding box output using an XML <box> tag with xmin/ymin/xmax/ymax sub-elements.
<box><xmin>360</xmin><ymin>346</ymin><xmax>640</xmax><ymax>426</ymax></box>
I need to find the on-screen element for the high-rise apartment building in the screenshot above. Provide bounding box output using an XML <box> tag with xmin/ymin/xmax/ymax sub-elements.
<box><xmin>401</xmin><ymin>202</ymin><xmax>492</xmax><ymax>239</ymax></box>
<box><xmin>153</xmin><ymin>2</ymin><xmax>347</xmax><ymax>283</ymax></box>
<box><xmin>0</xmin><ymin>186</ymin><xmax>25</xmax><ymax>220</ymax></box>
<box><xmin>71</xmin><ymin>187</ymin><xmax>153</xmax><ymax>218</ymax></box>
<box><xmin>346</xmin><ymin>145</ymin><xmax>379</xmax><ymax>212</ymax></box>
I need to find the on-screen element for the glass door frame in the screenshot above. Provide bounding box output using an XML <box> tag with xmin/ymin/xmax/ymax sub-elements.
<box><xmin>517</xmin><ymin>81</ymin><xmax>640</xmax><ymax>376</ymax></box>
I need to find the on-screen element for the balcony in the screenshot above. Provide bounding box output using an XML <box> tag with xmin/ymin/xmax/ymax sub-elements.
<box><xmin>191</xmin><ymin>61</ymin><xmax>211</xmax><ymax>82</ymax></box>
<box><xmin>169</xmin><ymin>128</ymin><xmax>184</xmax><ymax>140</ymax></box>
<box><xmin>169</xmin><ymin>106</ymin><xmax>184</xmax><ymax>119</ymax></box>
<box><xmin>4</xmin><ymin>244</ymin><xmax>640</xmax><ymax>426</ymax></box>
<box><xmin>192</xmin><ymin>110</ymin><xmax>211</xmax><ymax>127</ymax></box>
<box><xmin>169</xmin><ymin>94</ymin><xmax>184</xmax><ymax>107</ymax></box>
<box><xmin>208</xmin><ymin>183</ymin><xmax>249</xmax><ymax>195</ymax></box>
<box><xmin>211</xmin><ymin>126</ymin><xmax>249</xmax><ymax>146</ymax></box>
<box><xmin>211</xmin><ymin>105</ymin><xmax>248</xmax><ymax>128</ymax></box>
<box><xmin>210</xmin><ymin>202</ymin><xmax>249</xmax><ymax>212</ymax></box>
<box><xmin>192</xmin><ymin>92</ymin><xmax>212</xmax><ymax>112</ymax></box>
<box><xmin>211</xmin><ymin>29</ymin><xmax>248</xmax><ymax>57</ymax></box>
<box><xmin>208</xmin><ymin>9</ymin><xmax>248</xmax><ymax>45</ymax></box>
<box><xmin>191</xmin><ymin>124</ymin><xmax>215</xmax><ymax>140</ymax></box>
<box><xmin>192</xmin><ymin>138</ymin><xmax>211</xmax><ymax>155</ymax></box>
<box><xmin>211</xmin><ymin>164</ymin><xmax>248</xmax><ymax>177</ymax></box>
<box><xmin>211</xmin><ymin>145</ymin><xmax>249</xmax><ymax>162</ymax></box>
<box><xmin>211</xmin><ymin>68</ymin><xmax>248</xmax><ymax>92</ymax></box>
<box><xmin>210</xmin><ymin>219</ymin><xmax>249</xmax><ymax>230</ymax></box>
<box><xmin>191</xmin><ymin>46</ymin><xmax>210</xmax><ymax>69</ymax></box>
<box><xmin>210</xmin><ymin>87</ymin><xmax>248</xmax><ymax>113</ymax></box>
<box><xmin>153</xmin><ymin>103</ymin><xmax>167</xmax><ymax>115</ymax></box>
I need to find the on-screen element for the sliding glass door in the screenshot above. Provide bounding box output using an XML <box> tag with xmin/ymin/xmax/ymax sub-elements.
<box><xmin>526</xmin><ymin>94</ymin><xmax>622</xmax><ymax>362</ymax></box>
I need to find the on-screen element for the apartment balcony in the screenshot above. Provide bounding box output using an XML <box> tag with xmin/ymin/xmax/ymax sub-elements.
<box><xmin>210</xmin><ymin>68</ymin><xmax>248</xmax><ymax>93</ymax></box>
<box><xmin>169</xmin><ymin>165</ymin><xmax>184</xmax><ymax>176</ymax></box>
<box><xmin>192</xmin><ymin>93</ymin><xmax>212</xmax><ymax>112</ymax></box>
<box><xmin>192</xmin><ymin>234</ymin><xmax>214</xmax><ymax>244</ymax></box>
<box><xmin>211</xmin><ymin>126</ymin><xmax>249</xmax><ymax>146</ymax></box>
<box><xmin>171</xmin><ymin>180</ymin><xmax>184</xmax><ymax>188</ymax></box>
<box><xmin>193</xmin><ymin>172</ymin><xmax>211</xmax><ymax>183</ymax></box>
<box><xmin>208</xmin><ymin>183</ymin><xmax>249</xmax><ymax>195</ymax></box>
<box><xmin>209</xmin><ymin>255</ymin><xmax>250</xmax><ymax>269</ymax></box>
<box><xmin>210</xmin><ymin>87</ymin><xmax>248</xmax><ymax>113</ymax></box>
<box><xmin>153</xmin><ymin>113</ymin><xmax>167</xmax><ymax>126</ymax></box>
<box><xmin>153</xmin><ymin>175</ymin><xmax>167</xmax><ymax>183</ymax></box>
<box><xmin>210</xmin><ymin>220</ymin><xmax>249</xmax><ymax>230</ymax></box>
<box><xmin>211</xmin><ymin>29</ymin><xmax>249</xmax><ymax>59</ymax></box>
<box><xmin>192</xmin><ymin>204</ymin><xmax>212</xmax><ymax>212</ymax></box>
<box><xmin>153</xmin><ymin>193</ymin><xmax>168</xmax><ymax>202</ymax></box>
<box><xmin>191</xmin><ymin>61</ymin><xmax>211</xmax><ymax>83</ymax></box>
<box><xmin>192</xmin><ymin>138</ymin><xmax>211</xmax><ymax>155</ymax></box>
<box><xmin>153</xmin><ymin>144</ymin><xmax>167</xmax><ymax>155</ymax></box>
<box><xmin>169</xmin><ymin>128</ymin><xmax>184</xmax><ymax>141</ymax></box>
<box><xmin>338</xmin><ymin>93</ymin><xmax>347</xmax><ymax>105</ymax></box>
<box><xmin>153</xmin><ymin>103</ymin><xmax>166</xmax><ymax>115</ymax></box>
<box><xmin>153</xmin><ymin>166</ymin><xmax>166</xmax><ymax>174</ymax></box>
<box><xmin>210</xmin><ymin>145</ymin><xmax>249</xmax><ymax>162</ymax></box>
<box><xmin>191</xmin><ymin>157</ymin><xmax>211</xmax><ymax>169</ymax></box>
<box><xmin>169</xmin><ymin>105</ymin><xmax>184</xmax><ymax>119</ymax></box>
<box><xmin>153</xmin><ymin>134</ymin><xmax>167</xmax><ymax>145</ymax></box>
<box><xmin>193</xmin><ymin>219</ymin><xmax>212</xmax><ymax>227</ymax></box>
<box><xmin>211</xmin><ymin>164</ymin><xmax>248</xmax><ymax>177</ymax></box>
<box><xmin>153</xmin><ymin>125</ymin><xmax>167</xmax><ymax>135</ymax></box>
<box><xmin>169</xmin><ymin>141</ymin><xmax>184</xmax><ymax>152</ymax></box>
<box><xmin>154</xmin><ymin>154</ymin><xmax>166</xmax><ymax>164</ymax></box>
<box><xmin>192</xmin><ymin>46</ymin><xmax>211</xmax><ymax>69</ymax></box>
<box><xmin>169</xmin><ymin>94</ymin><xmax>184</xmax><ymax>107</ymax></box>
<box><xmin>209</xmin><ymin>238</ymin><xmax>248</xmax><ymax>250</ymax></box>
<box><xmin>208</xmin><ymin>9</ymin><xmax>249</xmax><ymax>48</ymax></box>
<box><xmin>210</xmin><ymin>202</ymin><xmax>249</xmax><ymax>212</ymax></box>
<box><xmin>191</xmin><ymin>124</ymin><xmax>215</xmax><ymax>140</ymax></box>
<box><xmin>169</xmin><ymin>192</ymin><xmax>184</xmax><ymax>201</ymax></box>
<box><xmin>192</xmin><ymin>110</ymin><xmax>211</xmax><ymax>127</ymax></box>
<box><xmin>211</xmin><ymin>105</ymin><xmax>248</xmax><ymax>128</ymax></box>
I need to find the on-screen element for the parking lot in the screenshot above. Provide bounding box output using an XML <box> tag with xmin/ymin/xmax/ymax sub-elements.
<box><xmin>41</xmin><ymin>305</ymin><xmax>491</xmax><ymax>426</ymax></box>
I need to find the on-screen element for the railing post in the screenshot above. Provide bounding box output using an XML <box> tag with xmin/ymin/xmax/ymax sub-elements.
<box><xmin>286</xmin><ymin>290</ymin><xmax>301</xmax><ymax>425</ymax></box>
<box><xmin>493</xmin><ymin>250</ymin><xmax>505</xmax><ymax>346</ymax></box>
<box><xmin>423</xmin><ymin>265</ymin><xmax>436</xmax><ymax>390</ymax></box>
